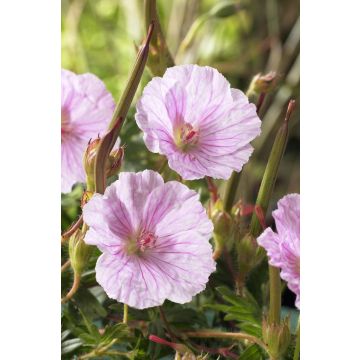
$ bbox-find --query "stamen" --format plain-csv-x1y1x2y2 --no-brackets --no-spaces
175,122,199,151
137,230,157,252
185,129,197,141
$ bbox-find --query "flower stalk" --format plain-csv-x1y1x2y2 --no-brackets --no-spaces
254,101,295,327
61,272,81,304
144,0,175,76
94,23,154,194
250,100,296,248
123,304,129,324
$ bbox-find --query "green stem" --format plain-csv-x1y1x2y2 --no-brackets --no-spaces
123,304,128,324
223,171,242,212
79,339,118,359
293,320,300,360
268,266,281,325
249,100,295,240
94,24,154,194
144,0,175,75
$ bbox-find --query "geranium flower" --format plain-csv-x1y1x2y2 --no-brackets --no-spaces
82,170,216,309
61,69,115,193
135,64,261,180
257,194,300,308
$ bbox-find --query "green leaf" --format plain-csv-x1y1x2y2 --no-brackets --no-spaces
61,329,71,341
215,287,262,325
202,303,231,313
74,286,107,319
61,338,83,354
239,344,264,360
79,309,101,341
102,323,130,343
239,323,263,338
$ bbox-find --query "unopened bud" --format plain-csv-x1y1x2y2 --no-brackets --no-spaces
68,229,92,275
212,208,234,260
83,138,124,188
209,1,243,18
107,146,124,177
262,317,291,359
236,232,259,274
248,71,278,96
83,138,101,177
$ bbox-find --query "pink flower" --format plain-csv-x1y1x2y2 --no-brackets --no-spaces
257,194,300,308
135,65,261,180
82,170,216,309
61,69,115,193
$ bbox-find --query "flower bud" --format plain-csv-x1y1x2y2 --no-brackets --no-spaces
236,232,259,274
68,229,92,275
209,1,243,19
211,201,234,259
107,146,124,177
83,138,124,189
262,316,291,359
248,71,278,96
83,137,101,178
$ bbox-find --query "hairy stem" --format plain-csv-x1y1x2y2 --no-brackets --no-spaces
61,272,81,303
61,259,71,272
268,266,282,324
123,304,128,324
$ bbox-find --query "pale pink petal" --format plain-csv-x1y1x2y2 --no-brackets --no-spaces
257,228,282,267
82,170,216,309
61,69,115,193
257,194,300,309
135,65,261,180
95,252,172,309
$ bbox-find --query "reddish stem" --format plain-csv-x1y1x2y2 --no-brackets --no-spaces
149,335,177,350
61,215,83,243
205,177,218,203
61,273,81,303
256,92,266,113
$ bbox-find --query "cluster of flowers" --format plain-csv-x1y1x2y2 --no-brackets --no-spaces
61,65,300,310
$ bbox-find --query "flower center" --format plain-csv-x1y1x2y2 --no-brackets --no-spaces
127,230,157,255
174,123,199,151
137,230,157,252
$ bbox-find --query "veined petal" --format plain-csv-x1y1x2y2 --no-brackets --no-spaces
83,170,216,309
61,69,115,193
135,65,261,180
